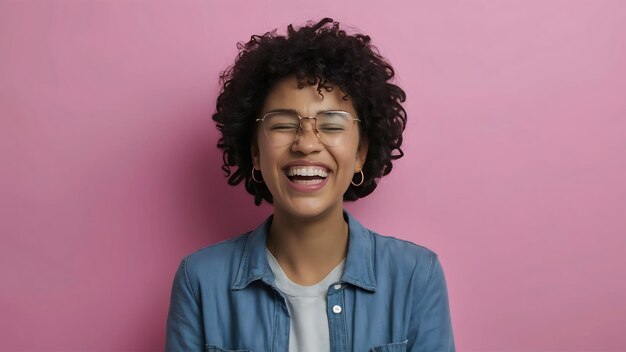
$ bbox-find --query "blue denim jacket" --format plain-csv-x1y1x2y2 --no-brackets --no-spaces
166,211,455,351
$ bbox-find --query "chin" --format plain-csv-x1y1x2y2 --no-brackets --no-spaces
276,198,341,220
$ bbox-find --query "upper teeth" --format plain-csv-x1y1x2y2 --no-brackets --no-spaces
286,167,329,177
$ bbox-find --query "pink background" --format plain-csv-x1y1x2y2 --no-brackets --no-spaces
1,0,625,351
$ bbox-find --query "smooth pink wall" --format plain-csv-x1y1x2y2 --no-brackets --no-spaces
1,1,625,351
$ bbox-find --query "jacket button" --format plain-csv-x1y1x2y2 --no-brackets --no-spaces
333,284,342,290
332,305,342,314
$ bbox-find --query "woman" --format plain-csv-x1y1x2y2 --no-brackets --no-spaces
166,18,455,352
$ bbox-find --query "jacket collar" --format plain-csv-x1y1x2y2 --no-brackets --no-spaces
231,210,377,292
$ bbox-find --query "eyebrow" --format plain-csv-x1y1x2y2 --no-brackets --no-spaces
263,109,349,116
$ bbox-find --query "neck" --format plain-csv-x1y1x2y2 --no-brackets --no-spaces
267,204,349,285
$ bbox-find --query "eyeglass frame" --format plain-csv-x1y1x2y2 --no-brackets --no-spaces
255,109,362,147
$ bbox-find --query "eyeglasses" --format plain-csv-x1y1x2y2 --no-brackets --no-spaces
256,110,361,147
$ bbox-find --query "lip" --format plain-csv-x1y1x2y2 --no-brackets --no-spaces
282,160,332,193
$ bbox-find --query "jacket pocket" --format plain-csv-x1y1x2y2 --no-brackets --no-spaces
370,340,408,352
206,345,251,352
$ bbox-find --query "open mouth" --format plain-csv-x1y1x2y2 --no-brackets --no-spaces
284,166,330,185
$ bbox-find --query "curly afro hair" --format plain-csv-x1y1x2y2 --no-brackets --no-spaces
212,18,407,205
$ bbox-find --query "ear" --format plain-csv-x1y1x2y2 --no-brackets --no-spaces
355,139,369,172
251,144,260,170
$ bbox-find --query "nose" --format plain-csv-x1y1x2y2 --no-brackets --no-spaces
291,119,323,154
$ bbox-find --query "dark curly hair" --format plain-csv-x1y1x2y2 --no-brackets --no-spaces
212,18,407,205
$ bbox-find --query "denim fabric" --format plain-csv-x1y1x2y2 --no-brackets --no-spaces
166,210,455,352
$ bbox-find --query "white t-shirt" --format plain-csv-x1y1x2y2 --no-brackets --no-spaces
266,249,345,352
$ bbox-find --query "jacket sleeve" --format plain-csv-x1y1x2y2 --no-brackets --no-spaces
408,253,456,351
165,257,205,352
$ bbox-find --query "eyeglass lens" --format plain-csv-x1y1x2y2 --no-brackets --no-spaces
262,111,355,146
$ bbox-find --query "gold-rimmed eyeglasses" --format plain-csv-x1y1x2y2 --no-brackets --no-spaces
256,109,361,147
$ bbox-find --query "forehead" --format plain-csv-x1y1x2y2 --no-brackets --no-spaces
261,76,356,115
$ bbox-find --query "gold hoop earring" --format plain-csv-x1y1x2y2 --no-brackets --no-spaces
251,168,263,183
351,170,364,186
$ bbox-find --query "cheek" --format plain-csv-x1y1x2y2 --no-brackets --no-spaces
334,148,360,176
257,144,286,177
254,131,272,164
257,147,274,170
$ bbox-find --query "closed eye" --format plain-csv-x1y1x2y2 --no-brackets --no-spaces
270,124,299,131
319,125,345,132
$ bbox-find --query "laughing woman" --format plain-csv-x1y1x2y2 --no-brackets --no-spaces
166,18,455,352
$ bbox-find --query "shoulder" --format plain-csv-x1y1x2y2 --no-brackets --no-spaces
368,229,439,279
185,232,249,264
370,229,438,261
180,233,250,286
346,210,438,272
